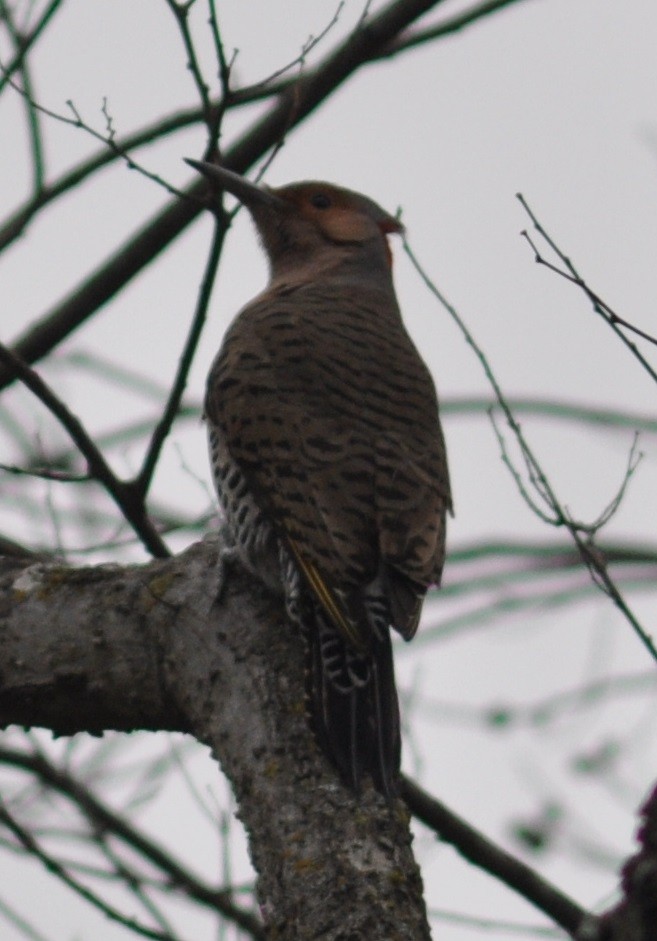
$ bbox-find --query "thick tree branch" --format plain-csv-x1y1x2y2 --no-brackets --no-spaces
0,537,432,940
378,0,534,56
4,537,652,938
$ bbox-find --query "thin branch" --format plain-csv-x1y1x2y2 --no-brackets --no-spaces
0,0,528,256
38,393,657,475
429,906,562,937
59,349,183,402
61,97,186,199
518,194,657,383
95,834,182,941
0,894,53,941
0,342,170,558
164,0,213,123
442,395,657,433
419,580,623,646
0,463,90,483
205,1,232,148
0,0,46,192
439,539,657,612
0,0,450,392
0,747,264,939
134,216,226,499
404,238,657,663
517,669,657,727
417,669,657,729
208,0,234,99
233,0,346,101
590,433,642,533
0,102,210,252
0,800,181,941
0,0,62,93
488,408,555,525
1,65,187,201
401,776,589,937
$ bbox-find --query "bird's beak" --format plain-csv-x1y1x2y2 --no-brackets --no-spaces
185,159,286,212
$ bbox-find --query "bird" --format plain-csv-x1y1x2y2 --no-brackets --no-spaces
187,158,451,798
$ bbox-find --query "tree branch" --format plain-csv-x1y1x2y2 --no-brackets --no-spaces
0,537,433,940
0,0,462,392
0,746,263,939
134,216,226,500
0,799,180,941
0,0,63,93
0,342,170,558
401,776,589,937
404,238,657,663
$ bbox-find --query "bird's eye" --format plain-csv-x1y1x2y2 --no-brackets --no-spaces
310,193,332,210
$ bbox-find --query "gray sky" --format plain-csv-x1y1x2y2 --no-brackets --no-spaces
2,1,657,938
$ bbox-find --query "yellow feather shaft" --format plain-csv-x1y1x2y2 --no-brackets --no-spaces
287,541,366,651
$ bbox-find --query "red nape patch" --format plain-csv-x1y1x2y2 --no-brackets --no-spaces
378,218,403,269
383,235,393,269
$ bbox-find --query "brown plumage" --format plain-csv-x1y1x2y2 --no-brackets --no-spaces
188,159,451,797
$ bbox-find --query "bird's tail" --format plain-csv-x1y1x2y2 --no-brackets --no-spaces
307,606,401,798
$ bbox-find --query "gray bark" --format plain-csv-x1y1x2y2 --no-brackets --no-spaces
0,536,431,940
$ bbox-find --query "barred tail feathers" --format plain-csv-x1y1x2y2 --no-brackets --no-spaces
308,605,401,798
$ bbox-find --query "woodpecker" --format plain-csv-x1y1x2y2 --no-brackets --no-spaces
187,159,451,797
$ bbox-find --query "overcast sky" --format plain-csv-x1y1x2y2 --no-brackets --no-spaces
2,2,657,939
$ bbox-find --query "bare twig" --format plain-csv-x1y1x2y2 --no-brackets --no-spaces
208,0,235,99
65,97,186,198
0,747,264,938
234,0,345,101
590,434,642,532
0,463,90,483
95,835,182,941
164,0,213,123
428,907,562,937
417,669,657,729
440,395,657,433
0,799,181,941
0,894,53,941
0,102,211,252
205,0,234,149
518,194,657,382
404,238,657,663
1,67,186,200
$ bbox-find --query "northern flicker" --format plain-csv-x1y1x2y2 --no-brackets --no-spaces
187,158,451,797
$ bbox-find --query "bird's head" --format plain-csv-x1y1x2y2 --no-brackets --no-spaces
186,159,404,281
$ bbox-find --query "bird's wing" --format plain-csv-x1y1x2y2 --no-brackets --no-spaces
206,287,450,640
